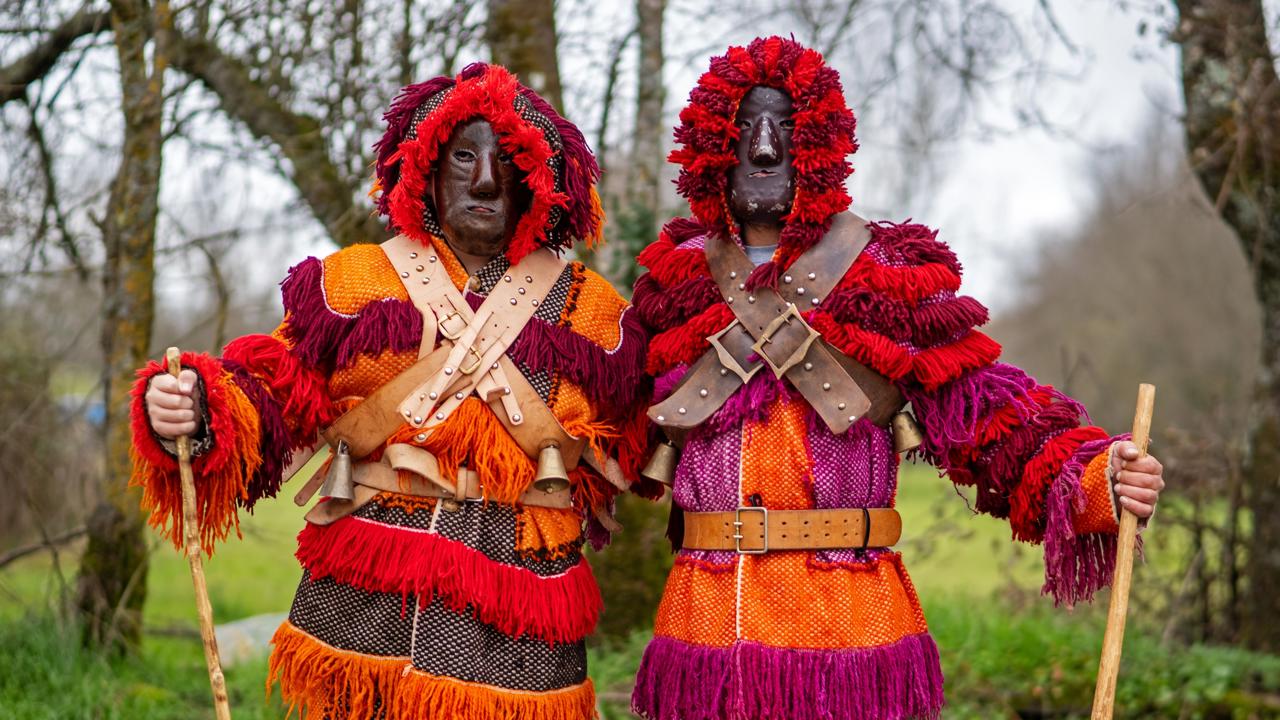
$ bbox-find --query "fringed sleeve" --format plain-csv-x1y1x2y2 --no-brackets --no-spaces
868,221,1124,607
129,257,339,556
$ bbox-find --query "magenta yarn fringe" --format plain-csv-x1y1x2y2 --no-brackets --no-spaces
632,634,944,720
1042,435,1128,606
506,310,648,413
221,358,293,509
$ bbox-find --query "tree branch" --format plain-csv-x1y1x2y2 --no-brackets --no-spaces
0,9,112,105
166,31,384,247
0,526,87,570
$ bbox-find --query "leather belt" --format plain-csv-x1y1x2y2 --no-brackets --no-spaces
681,506,901,553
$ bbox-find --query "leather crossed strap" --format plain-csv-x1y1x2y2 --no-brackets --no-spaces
682,506,901,552
649,212,904,434
316,236,586,467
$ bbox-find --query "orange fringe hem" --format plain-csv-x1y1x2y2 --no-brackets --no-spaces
268,620,598,719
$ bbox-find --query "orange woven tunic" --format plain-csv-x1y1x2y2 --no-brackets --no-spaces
130,236,651,719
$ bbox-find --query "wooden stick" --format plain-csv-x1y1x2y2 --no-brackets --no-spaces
1090,383,1156,720
167,347,232,720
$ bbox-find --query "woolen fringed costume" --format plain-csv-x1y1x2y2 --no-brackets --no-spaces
630,37,1126,720
130,63,653,719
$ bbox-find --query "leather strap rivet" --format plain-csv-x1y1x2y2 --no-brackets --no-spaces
410,252,418,259
848,415,857,423
421,278,430,284
729,271,737,279
678,407,687,414
808,272,816,280
419,393,426,400
738,282,746,290
413,416,423,424
492,362,500,370
403,409,411,417
503,386,511,395
720,368,728,376
444,367,454,375
416,265,424,272
435,412,445,421
656,415,666,422
429,255,437,263
811,297,820,306
699,388,709,398
747,296,756,303
415,433,426,441
531,299,539,306
504,275,512,282
509,298,518,305
838,402,847,410
469,277,481,290
804,362,813,371
822,382,831,391
401,271,410,279
525,275,533,283
428,391,438,400
518,287,526,295
454,391,464,400
783,275,793,283
726,297,734,304
797,287,806,295
512,414,522,422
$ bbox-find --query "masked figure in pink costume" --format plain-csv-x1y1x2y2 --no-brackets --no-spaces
629,36,1165,720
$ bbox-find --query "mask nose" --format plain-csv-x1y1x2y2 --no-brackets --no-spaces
748,116,782,166
470,148,500,198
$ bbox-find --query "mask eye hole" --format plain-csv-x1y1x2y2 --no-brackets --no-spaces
779,118,796,130
453,149,476,162
736,119,752,130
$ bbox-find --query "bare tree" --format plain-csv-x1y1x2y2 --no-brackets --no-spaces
1171,0,1280,651
74,0,171,652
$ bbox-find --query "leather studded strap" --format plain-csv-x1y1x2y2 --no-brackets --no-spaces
649,212,903,434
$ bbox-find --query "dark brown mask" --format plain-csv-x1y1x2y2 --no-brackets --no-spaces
728,86,796,230
431,119,531,261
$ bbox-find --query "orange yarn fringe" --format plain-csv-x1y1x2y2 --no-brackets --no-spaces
131,366,262,556
269,620,598,720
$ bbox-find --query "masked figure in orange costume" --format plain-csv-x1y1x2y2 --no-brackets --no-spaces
133,63,653,719
630,37,1165,720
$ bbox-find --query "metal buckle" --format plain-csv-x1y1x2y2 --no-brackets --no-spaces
439,311,466,340
458,346,483,375
751,303,821,379
733,506,768,554
707,321,762,384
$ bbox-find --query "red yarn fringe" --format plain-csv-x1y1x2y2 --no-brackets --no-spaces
1009,426,1109,543
296,517,602,644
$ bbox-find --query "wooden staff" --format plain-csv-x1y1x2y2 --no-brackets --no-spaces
1090,383,1155,720
167,347,232,720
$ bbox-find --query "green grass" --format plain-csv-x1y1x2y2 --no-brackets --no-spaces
2,463,1274,718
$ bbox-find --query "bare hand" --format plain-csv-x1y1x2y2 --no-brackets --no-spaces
147,370,202,439
1111,440,1164,519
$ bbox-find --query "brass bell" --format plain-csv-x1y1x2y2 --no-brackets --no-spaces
532,442,570,493
892,411,924,454
640,441,679,487
319,440,356,500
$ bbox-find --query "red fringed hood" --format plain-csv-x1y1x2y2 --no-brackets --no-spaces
373,63,604,265
669,36,858,288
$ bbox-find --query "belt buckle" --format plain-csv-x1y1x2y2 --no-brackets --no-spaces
439,311,466,340
707,320,762,384
733,506,768,554
458,345,483,375
751,303,821,379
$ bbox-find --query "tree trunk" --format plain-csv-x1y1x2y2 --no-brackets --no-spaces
485,0,563,112
1173,0,1280,651
629,0,665,223
75,0,169,652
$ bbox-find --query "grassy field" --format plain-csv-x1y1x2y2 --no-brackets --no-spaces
3,464,1277,718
